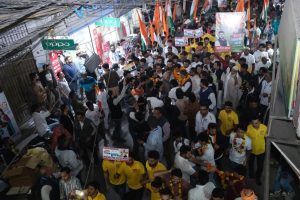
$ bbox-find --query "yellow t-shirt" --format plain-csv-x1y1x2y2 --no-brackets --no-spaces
218,110,239,135
246,124,267,155
118,161,145,189
146,161,167,181
87,192,106,200
146,183,161,200
102,160,126,185
201,33,216,42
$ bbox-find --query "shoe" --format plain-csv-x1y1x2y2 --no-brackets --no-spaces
281,191,287,197
269,190,281,198
255,178,262,185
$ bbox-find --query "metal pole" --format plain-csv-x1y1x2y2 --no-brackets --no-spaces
88,25,96,53
263,137,271,200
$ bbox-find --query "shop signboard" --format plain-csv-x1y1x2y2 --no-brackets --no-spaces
215,12,245,53
95,17,121,28
0,90,20,139
175,37,188,47
103,147,129,161
41,39,76,50
49,51,62,80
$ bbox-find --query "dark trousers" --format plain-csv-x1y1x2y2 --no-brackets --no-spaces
112,183,126,199
163,138,173,169
248,153,265,180
124,187,144,200
85,89,96,103
111,118,122,140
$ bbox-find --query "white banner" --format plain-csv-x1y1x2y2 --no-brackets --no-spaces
175,37,188,46
0,91,19,138
103,147,129,161
183,28,203,38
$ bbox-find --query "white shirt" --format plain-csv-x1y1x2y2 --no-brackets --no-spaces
267,48,274,58
168,87,180,102
191,75,201,95
144,126,164,160
58,78,71,98
260,80,272,106
32,110,51,136
195,112,216,134
198,143,216,169
96,90,109,110
55,148,83,177
109,51,120,65
173,138,190,153
241,53,255,69
253,50,268,63
85,104,101,126
188,182,216,200
174,152,196,183
254,60,271,74
191,61,203,68
147,97,164,108
229,132,252,165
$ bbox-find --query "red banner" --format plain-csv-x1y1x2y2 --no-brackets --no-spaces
49,51,62,79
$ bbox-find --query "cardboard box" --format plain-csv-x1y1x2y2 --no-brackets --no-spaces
3,156,41,187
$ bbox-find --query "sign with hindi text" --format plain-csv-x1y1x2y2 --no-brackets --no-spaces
215,12,245,53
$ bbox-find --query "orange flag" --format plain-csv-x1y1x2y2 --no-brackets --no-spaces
162,11,168,38
137,12,150,48
235,0,245,12
247,0,251,31
173,4,177,21
153,1,160,33
149,22,155,44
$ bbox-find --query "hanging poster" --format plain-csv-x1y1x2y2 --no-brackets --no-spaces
103,147,129,161
49,51,62,80
0,90,20,139
215,12,246,53
175,37,188,46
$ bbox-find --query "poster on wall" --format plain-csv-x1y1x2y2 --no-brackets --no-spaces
103,147,129,161
102,41,111,63
215,12,245,52
49,51,62,80
0,90,20,139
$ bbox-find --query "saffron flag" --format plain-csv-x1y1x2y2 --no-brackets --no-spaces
261,0,269,22
173,4,177,21
153,1,160,33
235,0,245,12
190,0,199,20
162,11,168,38
137,12,150,50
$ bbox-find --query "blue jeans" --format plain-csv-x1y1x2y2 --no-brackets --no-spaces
272,166,294,193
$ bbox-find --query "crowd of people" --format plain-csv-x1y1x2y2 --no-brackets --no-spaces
1,0,294,200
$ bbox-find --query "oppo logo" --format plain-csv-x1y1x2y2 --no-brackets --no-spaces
45,41,71,47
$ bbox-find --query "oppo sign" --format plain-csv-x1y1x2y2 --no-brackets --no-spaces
41,39,76,50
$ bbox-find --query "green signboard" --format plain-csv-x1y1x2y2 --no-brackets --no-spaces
41,39,76,50
95,17,121,28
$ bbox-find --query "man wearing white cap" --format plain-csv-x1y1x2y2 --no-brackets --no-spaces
241,47,255,74
223,66,242,109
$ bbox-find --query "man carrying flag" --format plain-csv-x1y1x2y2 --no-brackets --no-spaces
166,0,175,37
137,11,150,51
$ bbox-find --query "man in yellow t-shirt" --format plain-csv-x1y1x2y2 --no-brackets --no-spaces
102,160,126,199
117,153,146,199
218,101,239,136
246,116,267,186
85,182,106,200
145,177,164,200
146,150,167,181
